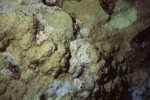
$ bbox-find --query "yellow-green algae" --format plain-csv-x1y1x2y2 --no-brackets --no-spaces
62,0,108,37
41,10,73,44
0,0,150,99
0,9,74,100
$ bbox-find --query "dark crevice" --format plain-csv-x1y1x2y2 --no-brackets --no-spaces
76,66,85,79
0,39,10,52
54,48,71,79
41,0,62,7
99,0,117,20
5,64,21,79
34,19,41,40
65,49,72,72
94,78,129,100
71,16,80,39
40,94,46,100
131,25,150,49
41,0,56,6
0,33,10,52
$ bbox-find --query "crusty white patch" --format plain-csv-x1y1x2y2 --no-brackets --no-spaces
69,38,91,78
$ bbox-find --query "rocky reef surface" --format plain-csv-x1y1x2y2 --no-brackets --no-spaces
0,0,150,100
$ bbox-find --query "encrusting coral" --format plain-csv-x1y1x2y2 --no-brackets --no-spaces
68,36,100,97
69,38,91,78
0,0,150,100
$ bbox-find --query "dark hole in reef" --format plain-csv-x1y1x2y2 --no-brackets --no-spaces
41,0,46,5
131,25,150,49
40,94,46,100
41,0,54,6
41,0,58,7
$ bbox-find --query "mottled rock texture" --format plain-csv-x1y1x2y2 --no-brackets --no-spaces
0,0,150,100
0,5,73,99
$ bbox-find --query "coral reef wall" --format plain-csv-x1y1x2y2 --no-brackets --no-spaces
0,0,150,100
